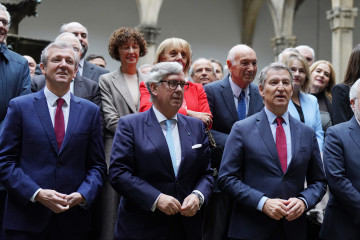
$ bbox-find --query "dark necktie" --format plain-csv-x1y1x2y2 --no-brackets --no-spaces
54,98,65,150
276,117,287,173
237,90,246,120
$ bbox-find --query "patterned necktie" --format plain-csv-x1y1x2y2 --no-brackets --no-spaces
165,119,177,176
54,98,65,151
237,90,246,120
276,117,287,173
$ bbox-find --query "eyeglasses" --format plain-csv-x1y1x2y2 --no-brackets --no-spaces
0,19,10,28
160,80,189,91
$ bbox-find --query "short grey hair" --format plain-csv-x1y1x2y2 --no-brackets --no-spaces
189,58,214,77
296,45,315,60
349,78,360,102
40,41,79,67
258,62,294,89
145,62,184,99
54,32,78,42
0,3,11,23
59,22,88,35
278,48,299,63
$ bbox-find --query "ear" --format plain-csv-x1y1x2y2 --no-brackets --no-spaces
258,84,265,99
226,60,232,71
40,63,46,75
73,66,78,79
351,99,356,113
150,83,158,96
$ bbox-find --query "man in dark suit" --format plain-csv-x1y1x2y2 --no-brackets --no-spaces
32,32,101,107
0,41,106,240
109,62,213,240
320,79,360,239
203,44,264,239
59,22,109,82
218,62,326,240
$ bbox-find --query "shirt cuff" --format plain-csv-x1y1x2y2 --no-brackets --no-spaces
298,197,308,210
257,196,268,211
30,188,42,203
151,193,162,212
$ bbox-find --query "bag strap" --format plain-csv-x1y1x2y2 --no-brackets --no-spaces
205,127,217,148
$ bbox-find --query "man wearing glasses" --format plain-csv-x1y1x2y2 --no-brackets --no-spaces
109,62,213,240
0,3,31,238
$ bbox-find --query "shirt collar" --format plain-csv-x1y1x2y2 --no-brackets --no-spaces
44,86,71,107
229,75,249,98
264,106,289,125
152,105,178,124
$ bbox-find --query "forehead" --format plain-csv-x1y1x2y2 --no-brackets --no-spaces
235,48,257,61
290,59,304,68
266,68,291,81
298,48,312,57
48,47,75,59
164,72,185,81
315,63,330,72
194,60,212,69
65,24,87,34
0,10,8,20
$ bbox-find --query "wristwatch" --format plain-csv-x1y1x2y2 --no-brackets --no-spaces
192,191,204,209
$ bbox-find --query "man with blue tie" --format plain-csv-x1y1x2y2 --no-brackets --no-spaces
203,44,264,239
218,62,326,240
0,41,106,239
109,62,213,240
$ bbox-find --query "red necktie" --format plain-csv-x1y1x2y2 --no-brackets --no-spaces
276,117,287,173
54,98,65,150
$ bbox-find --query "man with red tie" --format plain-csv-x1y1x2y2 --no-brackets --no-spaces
218,62,326,240
0,41,106,240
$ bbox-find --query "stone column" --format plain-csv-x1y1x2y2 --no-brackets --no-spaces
136,0,163,66
270,35,297,60
327,1,358,83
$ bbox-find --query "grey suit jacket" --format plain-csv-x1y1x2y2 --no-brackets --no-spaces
99,68,144,138
31,74,101,106
83,60,109,83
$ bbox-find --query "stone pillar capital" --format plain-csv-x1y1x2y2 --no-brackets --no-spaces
270,35,297,57
136,25,161,45
326,7,358,30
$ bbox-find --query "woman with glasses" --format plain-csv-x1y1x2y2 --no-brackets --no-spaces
98,27,147,240
139,38,213,127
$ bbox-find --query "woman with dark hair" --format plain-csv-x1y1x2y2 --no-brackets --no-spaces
309,60,336,131
99,27,147,240
332,44,360,125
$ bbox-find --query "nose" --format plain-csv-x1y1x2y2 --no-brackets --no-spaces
319,72,324,78
175,52,182,59
129,46,134,53
247,64,255,72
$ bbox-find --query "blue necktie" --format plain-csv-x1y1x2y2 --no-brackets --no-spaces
165,119,177,176
237,90,246,120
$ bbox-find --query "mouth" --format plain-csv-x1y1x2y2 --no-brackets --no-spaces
315,79,324,84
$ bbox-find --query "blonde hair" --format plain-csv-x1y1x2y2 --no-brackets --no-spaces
285,53,311,93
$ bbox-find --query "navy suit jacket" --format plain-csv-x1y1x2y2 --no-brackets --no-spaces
0,91,106,233
82,60,109,83
218,109,326,240
320,117,360,240
31,74,101,107
204,74,264,147
109,108,213,240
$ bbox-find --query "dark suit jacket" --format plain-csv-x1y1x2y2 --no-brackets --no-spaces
82,60,109,83
332,83,353,125
204,74,264,147
218,109,327,240
320,117,360,240
31,74,101,107
109,108,213,240
0,91,106,233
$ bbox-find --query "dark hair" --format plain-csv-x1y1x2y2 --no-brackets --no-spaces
108,27,147,61
86,54,105,62
343,44,360,86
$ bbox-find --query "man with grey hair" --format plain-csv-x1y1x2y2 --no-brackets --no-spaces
190,58,216,85
218,62,326,239
320,79,360,239
0,41,106,239
296,45,315,66
109,62,213,240
0,3,31,236
278,47,300,63
203,44,264,240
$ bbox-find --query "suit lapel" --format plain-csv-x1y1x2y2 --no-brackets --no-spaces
287,115,301,171
59,94,81,153
248,83,262,115
349,117,360,150
256,110,283,172
33,90,58,153
221,76,238,122
73,73,83,97
144,109,175,178
111,69,137,113
83,61,94,80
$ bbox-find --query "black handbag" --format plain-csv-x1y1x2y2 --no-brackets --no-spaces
205,128,223,177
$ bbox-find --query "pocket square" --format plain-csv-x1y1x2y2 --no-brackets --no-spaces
192,144,202,149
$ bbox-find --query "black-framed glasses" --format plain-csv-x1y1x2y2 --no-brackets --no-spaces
160,80,189,91
0,19,10,28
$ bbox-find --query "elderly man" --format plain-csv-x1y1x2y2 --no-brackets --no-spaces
109,62,213,240
0,41,106,240
218,62,326,240
296,45,315,66
320,79,360,239
203,44,264,239
32,32,101,106
190,58,216,85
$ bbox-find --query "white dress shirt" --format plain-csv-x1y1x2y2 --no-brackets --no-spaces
229,75,250,115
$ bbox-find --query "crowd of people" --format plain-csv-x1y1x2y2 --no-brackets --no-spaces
1,3,360,240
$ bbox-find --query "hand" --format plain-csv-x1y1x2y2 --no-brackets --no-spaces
156,194,181,215
181,194,200,217
262,198,288,220
284,198,306,221
187,110,213,127
65,192,85,208
35,189,69,213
